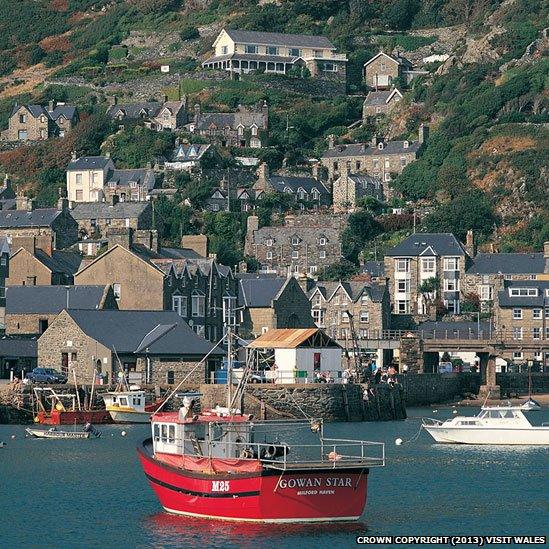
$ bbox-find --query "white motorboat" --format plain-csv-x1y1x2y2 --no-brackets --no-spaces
25,423,101,439
422,406,549,445
102,389,162,423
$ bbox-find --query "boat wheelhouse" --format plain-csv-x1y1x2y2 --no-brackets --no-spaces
103,389,162,424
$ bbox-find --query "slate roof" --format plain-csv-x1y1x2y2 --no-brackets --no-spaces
107,168,155,190
0,337,37,358
65,309,222,356
71,202,151,220
346,173,383,192
34,249,82,275
363,260,385,278
6,285,109,314
309,281,385,303
268,175,330,196
322,140,420,158
252,226,342,246
196,111,265,131
11,104,47,118
466,253,545,275
68,156,112,171
0,208,60,228
106,102,162,119
363,90,395,106
497,280,549,307
168,143,211,162
364,51,413,68
385,233,466,257
224,29,335,49
238,276,287,307
49,105,77,121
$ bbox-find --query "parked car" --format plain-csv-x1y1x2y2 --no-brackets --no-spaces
26,368,67,384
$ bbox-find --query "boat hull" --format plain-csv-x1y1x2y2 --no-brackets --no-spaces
36,410,113,425
138,441,369,523
25,428,90,439
424,426,549,445
109,410,151,424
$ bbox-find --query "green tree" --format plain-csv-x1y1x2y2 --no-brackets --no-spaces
317,259,359,281
342,211,383,262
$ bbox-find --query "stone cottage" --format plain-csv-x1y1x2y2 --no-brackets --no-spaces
37,309,223,385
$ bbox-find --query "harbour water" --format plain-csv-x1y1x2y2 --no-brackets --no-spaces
1,407,547,548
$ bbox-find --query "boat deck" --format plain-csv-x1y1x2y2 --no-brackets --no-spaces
264,458,383,470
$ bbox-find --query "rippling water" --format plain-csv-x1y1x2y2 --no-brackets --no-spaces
1,407,547,548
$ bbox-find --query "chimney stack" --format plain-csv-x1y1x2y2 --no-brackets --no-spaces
107,227,133,250
108,95,117,107
15,193,34,212
194,104,201,125
71,150,77,162
465,229,476,257
327,135,335,149
312,163,320,180
181,234,208,258
48,100,56,113
57,187,69,211
258,162,269,183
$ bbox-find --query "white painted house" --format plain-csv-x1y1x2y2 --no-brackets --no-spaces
247,328,342,384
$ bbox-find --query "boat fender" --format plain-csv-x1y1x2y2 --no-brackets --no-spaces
33,416,40,423
239,448,254,459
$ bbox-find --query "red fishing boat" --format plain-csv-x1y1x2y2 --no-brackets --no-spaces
33,387,112,425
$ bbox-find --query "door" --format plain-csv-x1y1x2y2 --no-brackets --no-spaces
61,353,69,376
313,352,321,372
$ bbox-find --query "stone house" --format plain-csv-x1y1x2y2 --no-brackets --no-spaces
70,200,153,239
494,279,549,365
202,28,347,82
74,238,237,345
307,280,390,341
66,154,155,203
332,169,383,212
244,214,346,277
37,309,223,385
0,338,37,380
206,184,255,213
106,98,187,131
363,52,426,89
362,89,403,122
7,240,82,286
384,233,470,317
0,195,78,251
320,127,427,185
190,102,268,148
253,163,331,209
1,101,78,142
463,241,547,312
5,285,117,336
237,274,314,338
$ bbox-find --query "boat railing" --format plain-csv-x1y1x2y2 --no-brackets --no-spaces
422,417,444,426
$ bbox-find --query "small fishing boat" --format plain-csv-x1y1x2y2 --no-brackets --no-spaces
520,398,542,412
102,389,163,424
25,423,101,439
423,406,549,445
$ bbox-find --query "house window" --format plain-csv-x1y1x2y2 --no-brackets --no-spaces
245,44,258,54
113,283,121,300
76,173,82,185
445,299,459,314
396,300,410,314
266,238,273,247
341,312,350,324
373,159,379,169
397,279,409,293
532,327,541,340
221,45,228,54
267,46,278,55
319,251,326,259
18,130,28,140
319,237,326,246
223,295,237,326
0,256,6,266
291,250,299,259
172,295,188,317
533,308,542,319
513,308,522,320
291,237,299,246
251,125,258,136
266,251,273,260
479,285,493,301
512,327,523,340
421,258,435,273
384,173,391,182
360,311,369,323
212,204,220,212
167,371,175,385
395,258,410,273
443,257,459,271
19,114,27,123
289,48,301,57
75,190,83,201
312,308,325,326
39,319,49,334
509,288,538,297
512,351,523,361
322,62,336,72
192,292,205,317
444,279,459,292
400,157,407,167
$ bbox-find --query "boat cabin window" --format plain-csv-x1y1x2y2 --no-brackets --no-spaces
458,420,478,425
503,410,515,418
132,397,141,405
119,397,128,406
154,423,176,444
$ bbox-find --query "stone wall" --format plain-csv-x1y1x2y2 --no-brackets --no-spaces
135,356,208,385
201,383,406,422
497,372,549,395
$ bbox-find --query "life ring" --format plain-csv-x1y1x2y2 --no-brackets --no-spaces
239,448,254,459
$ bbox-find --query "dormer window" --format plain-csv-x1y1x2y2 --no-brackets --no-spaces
291,237,300,246
237,125,244,136
319,237,326,246
403,141,409,149
130,181,137,188
509,288,538,297
250,124,258,136
378,142,384,150
266,238,273,247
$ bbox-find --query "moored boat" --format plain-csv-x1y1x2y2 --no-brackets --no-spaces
422,406,549,445
25,423,101,439
138,396,385,523
103,389,163,424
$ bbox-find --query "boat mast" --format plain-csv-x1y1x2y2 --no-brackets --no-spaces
226,304,233,410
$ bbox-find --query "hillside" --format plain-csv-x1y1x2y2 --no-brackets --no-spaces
0,0,547,261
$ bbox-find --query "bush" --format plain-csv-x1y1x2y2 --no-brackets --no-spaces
180,25,199,41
